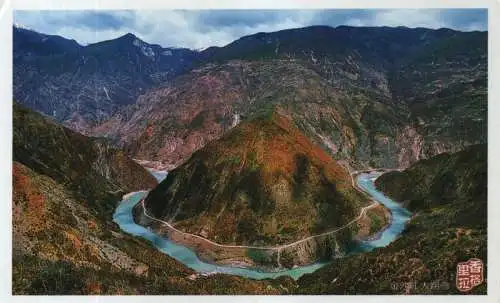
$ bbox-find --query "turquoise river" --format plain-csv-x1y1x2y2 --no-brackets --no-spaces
113,170,411,280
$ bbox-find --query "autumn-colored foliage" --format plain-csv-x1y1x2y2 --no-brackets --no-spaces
87,220,98,230
144,110,368,249
63,231,82,250
85,280,101,294
12,162,46,230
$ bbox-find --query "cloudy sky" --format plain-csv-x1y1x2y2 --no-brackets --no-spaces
14,9,487,50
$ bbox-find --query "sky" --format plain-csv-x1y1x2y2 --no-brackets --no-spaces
14,9,488,50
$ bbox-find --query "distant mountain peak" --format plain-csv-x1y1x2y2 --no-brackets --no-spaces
119,32,138,40
14,23,34,31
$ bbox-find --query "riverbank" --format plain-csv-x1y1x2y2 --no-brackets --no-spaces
114,171,412,280
132,168,386,269
134,193,361,269
348,169,394,242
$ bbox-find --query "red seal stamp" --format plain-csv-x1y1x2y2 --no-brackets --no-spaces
456,258,484,292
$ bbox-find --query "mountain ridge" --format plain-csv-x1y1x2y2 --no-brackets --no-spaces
13,26,201,132
12,23,488,294
92,27,486,170
142,110,370,246
14,25,486,139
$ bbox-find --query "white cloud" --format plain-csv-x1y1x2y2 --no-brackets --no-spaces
464,21,487,32
14,9,486,49
131,11,236,49
344,18,366,27
128,10,316,49
54,27,127,44
372,9,448,29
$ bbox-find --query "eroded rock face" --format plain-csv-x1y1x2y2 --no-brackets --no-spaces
91,60,397,169
91,27,486,171
17,25,486,170
13,27,201,131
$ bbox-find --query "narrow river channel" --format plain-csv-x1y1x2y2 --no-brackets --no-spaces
113,170,411,280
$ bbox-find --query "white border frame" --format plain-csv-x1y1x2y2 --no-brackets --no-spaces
1,0,498,302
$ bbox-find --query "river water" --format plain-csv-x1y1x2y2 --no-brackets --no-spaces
113,170,411,280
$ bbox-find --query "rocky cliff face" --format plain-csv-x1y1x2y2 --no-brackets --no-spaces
15,25,486,169
13,26,201,132
92,26,486,170
141,111,369,247
92,59,405,169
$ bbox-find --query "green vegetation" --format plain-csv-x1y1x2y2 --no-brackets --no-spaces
13,25,488,294
367,212,384,235
248,151,260,172
12,105,284,295
296,145,487,294
189,111,206,129
144,112,367,248
375,144,486,213
12,103,157,220
227,155,242,165
246,249,273,265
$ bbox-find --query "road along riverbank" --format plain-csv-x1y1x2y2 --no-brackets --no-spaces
113,171,411,280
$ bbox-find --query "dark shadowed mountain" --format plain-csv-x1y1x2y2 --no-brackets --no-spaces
13,26,82,56
13,26,201,132
13,103,158,217
374,144,487,213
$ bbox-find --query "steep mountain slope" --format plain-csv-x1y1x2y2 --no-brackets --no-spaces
93,26,486,170
13,26,81,56
12,104,284,294
13,103,158,218
390,32,487,160
12,162,284,295
141,110,369,246
374,144,486,212
296,144,487,294
13,26,200,132
92,59,406,170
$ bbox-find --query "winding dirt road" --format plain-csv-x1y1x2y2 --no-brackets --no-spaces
136,167,394,251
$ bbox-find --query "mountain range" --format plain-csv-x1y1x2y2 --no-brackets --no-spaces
14,26,200,132
14,25,486,170
12,24,488,294
90,25,486,170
